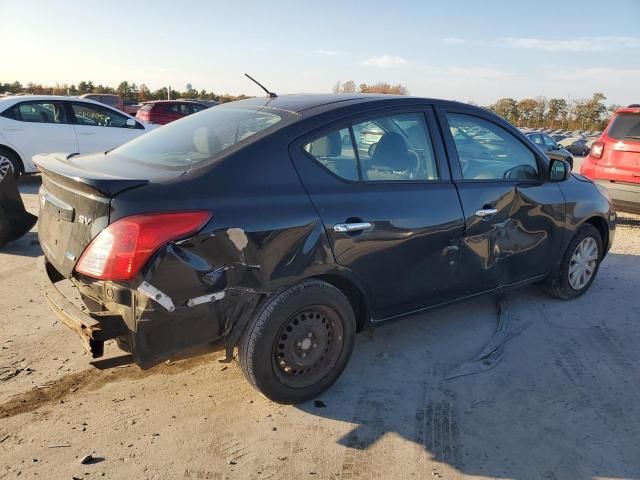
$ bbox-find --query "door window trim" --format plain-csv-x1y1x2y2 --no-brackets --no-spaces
435,106,548,184
294,106,450,185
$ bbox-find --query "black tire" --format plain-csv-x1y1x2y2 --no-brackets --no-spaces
0,148,23,178
543,224,602,300
238,280,356,404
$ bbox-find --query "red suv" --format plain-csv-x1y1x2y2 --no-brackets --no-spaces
581,104,640,214
135,100,208,125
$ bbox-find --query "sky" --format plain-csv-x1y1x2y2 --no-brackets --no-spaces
3,0,640,105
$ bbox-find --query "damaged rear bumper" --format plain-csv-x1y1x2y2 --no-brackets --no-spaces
39,257,126,358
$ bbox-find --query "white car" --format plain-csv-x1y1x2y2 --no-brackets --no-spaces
0,95,155,176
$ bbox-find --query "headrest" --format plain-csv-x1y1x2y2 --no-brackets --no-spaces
312,131,342,157
371,132,411,171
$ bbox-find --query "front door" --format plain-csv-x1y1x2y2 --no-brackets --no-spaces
290,108,466,320
69,101,142,154
437,107,566,292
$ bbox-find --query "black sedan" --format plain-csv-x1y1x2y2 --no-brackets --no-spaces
37,94,616,403
525,131,574,167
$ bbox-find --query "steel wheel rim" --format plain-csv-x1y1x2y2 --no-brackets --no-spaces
568,236,598,290
0,155,12,179
272,305,345,389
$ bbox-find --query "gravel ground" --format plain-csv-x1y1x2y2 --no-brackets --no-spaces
1,175,639,480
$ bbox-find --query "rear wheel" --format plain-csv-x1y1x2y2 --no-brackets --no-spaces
238,280,356,404
0,148,23,179
543,224,602,299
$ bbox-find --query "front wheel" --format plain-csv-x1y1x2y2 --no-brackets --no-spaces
238,280,356,404
543,224,602,299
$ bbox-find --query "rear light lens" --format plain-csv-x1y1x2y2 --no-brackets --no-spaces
75,211,211,281
590,141,604,159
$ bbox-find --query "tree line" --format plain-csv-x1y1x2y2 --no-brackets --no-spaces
0,80,251,104
488,93,619,131
333,80,409,95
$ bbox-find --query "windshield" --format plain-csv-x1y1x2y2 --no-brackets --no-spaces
608,112,640,141
112,103,295,168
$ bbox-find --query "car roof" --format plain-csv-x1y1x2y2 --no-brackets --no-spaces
225,93,472,117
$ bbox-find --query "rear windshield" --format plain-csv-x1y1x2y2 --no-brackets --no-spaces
112,102,295,168
100,96,119,108
138,103,153,112
608,113,640,141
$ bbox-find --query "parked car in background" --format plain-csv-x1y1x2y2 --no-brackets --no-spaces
37,94,614,404
0,95,154,176
177,98,219,108
560,137,591,156
525,131,574,167
123,100,142,116
581,104,640,214
135,100,208,125
80,93,125,112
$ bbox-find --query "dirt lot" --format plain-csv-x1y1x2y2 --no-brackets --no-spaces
2,175,640,480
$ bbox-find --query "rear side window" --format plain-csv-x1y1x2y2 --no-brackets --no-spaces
304,128,358,181
608,113,640,141
112,105,289,168
447,113,538,181
139,104,153,112
303,112,438,182
2,102,68,124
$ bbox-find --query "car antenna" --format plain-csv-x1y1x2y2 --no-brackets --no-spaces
244,73,277,98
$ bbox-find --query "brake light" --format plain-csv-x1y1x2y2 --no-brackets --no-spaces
590,141,604,159
75,211,211,281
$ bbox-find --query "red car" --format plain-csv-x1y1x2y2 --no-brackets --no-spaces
581,104,640,214
135,100,208,125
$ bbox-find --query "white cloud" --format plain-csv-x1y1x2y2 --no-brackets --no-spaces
313,49,346,56
361,55,409,68
501,36,640,52
441,37,484,46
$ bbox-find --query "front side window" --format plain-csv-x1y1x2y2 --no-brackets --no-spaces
542,134,556,148
112,104,290,168
303,112,438,182
447,113,538,181
4,102,68,124
72,103,133,128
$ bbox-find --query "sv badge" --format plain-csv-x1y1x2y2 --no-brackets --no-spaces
78,215,93,225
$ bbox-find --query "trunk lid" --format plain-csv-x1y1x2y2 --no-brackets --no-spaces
35,151,169,277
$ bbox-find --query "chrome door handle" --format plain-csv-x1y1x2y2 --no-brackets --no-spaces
334,222,372,233
77,131,95,135
3,127,23,131
475,208,498,217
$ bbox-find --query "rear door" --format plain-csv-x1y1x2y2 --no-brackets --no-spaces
290,107,466,320
436,106,566,290
69,101,143,154
0,101,77,171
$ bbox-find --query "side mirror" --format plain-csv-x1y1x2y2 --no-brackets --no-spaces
126,118,137,127
549,159,571,182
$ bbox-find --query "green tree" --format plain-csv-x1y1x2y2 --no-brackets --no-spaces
490,98,519,124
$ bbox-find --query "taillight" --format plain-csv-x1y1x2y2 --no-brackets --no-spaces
75,211,211,281
590,141,604,159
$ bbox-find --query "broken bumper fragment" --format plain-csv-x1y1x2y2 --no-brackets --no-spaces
39,257,126,358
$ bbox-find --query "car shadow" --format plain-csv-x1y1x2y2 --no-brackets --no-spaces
17,174,42,195
616,212,640,230
0,231,42,257
296,252,640,479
